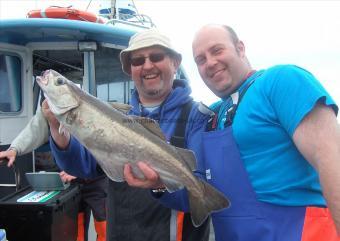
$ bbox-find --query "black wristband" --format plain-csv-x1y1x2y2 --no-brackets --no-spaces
151,187,166,198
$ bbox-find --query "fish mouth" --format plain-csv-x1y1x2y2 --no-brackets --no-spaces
36,75,47,88
36,70,80,116
36,70,52,86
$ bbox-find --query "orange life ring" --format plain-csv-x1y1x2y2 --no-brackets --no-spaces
27,6,104,24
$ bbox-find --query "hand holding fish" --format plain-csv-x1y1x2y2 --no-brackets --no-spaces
124,161,164,189
41,98,70,149
41,99,59,128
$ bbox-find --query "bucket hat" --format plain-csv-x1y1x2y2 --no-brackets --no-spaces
120,28,182,75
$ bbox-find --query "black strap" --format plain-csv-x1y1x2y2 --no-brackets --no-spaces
206,78,257,131
170,101,193,148
225,79,255,127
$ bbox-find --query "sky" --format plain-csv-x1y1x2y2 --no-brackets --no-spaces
134,0,340,106
1,0,340,108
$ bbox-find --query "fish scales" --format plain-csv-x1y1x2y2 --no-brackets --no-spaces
73,91,195,186
72,98,192,186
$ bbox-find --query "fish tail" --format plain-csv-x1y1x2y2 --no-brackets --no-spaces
188,180,230,227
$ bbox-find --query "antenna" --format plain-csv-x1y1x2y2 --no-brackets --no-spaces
111,0,116,19
86,0,93,11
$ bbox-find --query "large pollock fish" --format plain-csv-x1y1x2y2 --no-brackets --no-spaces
37,69,229,227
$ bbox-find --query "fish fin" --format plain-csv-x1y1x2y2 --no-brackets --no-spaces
100,160,145,183
106,172,124,182
188,180,230,227
96,159,125,182
175,147,197,171
108,102,132,114
130,116,166,140
162,177,184,193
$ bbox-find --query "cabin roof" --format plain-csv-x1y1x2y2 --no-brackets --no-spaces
0,18,137,46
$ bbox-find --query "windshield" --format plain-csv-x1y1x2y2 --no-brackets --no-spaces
0,54,22,113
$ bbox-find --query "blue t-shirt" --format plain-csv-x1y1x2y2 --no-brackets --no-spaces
211,65,338,206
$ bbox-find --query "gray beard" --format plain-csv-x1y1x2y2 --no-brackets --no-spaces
146,89,162,97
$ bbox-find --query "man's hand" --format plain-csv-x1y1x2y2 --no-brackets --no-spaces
41,99,59,128
0,149,17,167
59,171,77,183
41,99,70,149
124,161,164,189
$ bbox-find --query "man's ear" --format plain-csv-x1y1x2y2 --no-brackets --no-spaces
236,41,246,57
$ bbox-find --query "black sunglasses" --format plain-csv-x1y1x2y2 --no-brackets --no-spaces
130,53,167,67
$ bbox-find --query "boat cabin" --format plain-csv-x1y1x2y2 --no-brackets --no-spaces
0,15,185,198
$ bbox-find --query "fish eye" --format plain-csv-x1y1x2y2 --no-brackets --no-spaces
56,78,65,85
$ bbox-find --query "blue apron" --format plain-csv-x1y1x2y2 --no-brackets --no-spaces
201,77,322,241
202,127,307,241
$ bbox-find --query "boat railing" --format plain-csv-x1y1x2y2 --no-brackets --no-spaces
98,0,155,29
102,12,155,29
105,18,153,29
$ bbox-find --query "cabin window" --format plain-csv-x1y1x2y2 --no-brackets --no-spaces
0,54,22,112
94,47,133,104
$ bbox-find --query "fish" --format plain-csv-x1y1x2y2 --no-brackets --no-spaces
36,69,230,227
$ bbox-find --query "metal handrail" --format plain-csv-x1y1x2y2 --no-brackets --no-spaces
0,158,21,191
105,18,151,29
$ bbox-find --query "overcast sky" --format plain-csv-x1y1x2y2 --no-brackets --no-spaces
134,1,340,106
1,0,340,109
